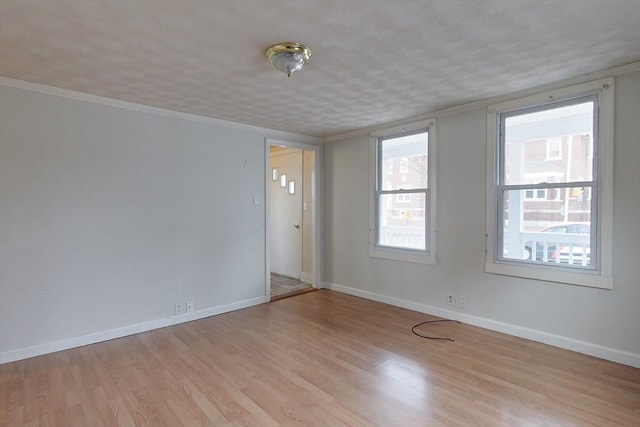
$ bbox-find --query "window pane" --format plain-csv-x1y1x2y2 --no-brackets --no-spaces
503,101,594,185
500,188,592,267
378,193,426,250
380,132,428,190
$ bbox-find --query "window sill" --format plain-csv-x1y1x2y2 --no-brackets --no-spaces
485,260,612,289
370,246,436,265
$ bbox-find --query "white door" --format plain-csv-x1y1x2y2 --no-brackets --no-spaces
270,149,303,279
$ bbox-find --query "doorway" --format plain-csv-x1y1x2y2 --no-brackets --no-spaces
266,139,320,301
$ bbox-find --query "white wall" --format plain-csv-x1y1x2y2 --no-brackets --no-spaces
323,71,640,365
0,82,317,362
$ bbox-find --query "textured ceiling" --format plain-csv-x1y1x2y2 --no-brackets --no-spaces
1,0,639,138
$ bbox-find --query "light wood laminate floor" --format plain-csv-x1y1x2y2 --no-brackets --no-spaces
270,273,313,300
1,290,639,426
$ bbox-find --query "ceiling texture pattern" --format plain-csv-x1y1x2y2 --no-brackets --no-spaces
1,0,639,138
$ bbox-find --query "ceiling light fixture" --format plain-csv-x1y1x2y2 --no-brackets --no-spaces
265,42,312,77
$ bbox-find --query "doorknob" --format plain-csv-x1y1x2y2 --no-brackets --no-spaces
293,224,300,229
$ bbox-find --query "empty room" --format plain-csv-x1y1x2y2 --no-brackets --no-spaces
1,1,639,426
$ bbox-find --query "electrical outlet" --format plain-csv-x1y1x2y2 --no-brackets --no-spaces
174,303,184,316
459,297,466,310
186,300,194,312
447,295,455,306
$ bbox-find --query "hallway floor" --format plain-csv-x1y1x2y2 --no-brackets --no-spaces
270,273,313,300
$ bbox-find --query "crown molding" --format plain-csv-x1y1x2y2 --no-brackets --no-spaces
0,76,322,145
323,61,640,143
3,60,638,146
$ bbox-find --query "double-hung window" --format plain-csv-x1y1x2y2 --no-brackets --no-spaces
486,78,614,288
370,119,436,264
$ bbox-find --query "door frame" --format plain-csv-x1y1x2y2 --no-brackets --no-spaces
265,138,323,301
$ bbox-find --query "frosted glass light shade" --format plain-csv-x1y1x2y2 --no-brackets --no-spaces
266,42,311,77
271,52,305,76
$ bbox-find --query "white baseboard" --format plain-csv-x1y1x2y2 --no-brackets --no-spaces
0,296,267,364
324,282,640,368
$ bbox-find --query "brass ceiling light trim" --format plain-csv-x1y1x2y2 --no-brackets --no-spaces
265,42,312,77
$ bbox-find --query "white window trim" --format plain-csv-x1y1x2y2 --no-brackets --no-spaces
369,119,436,265
485,78,614,289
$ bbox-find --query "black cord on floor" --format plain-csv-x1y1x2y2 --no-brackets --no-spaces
411,319,461,341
